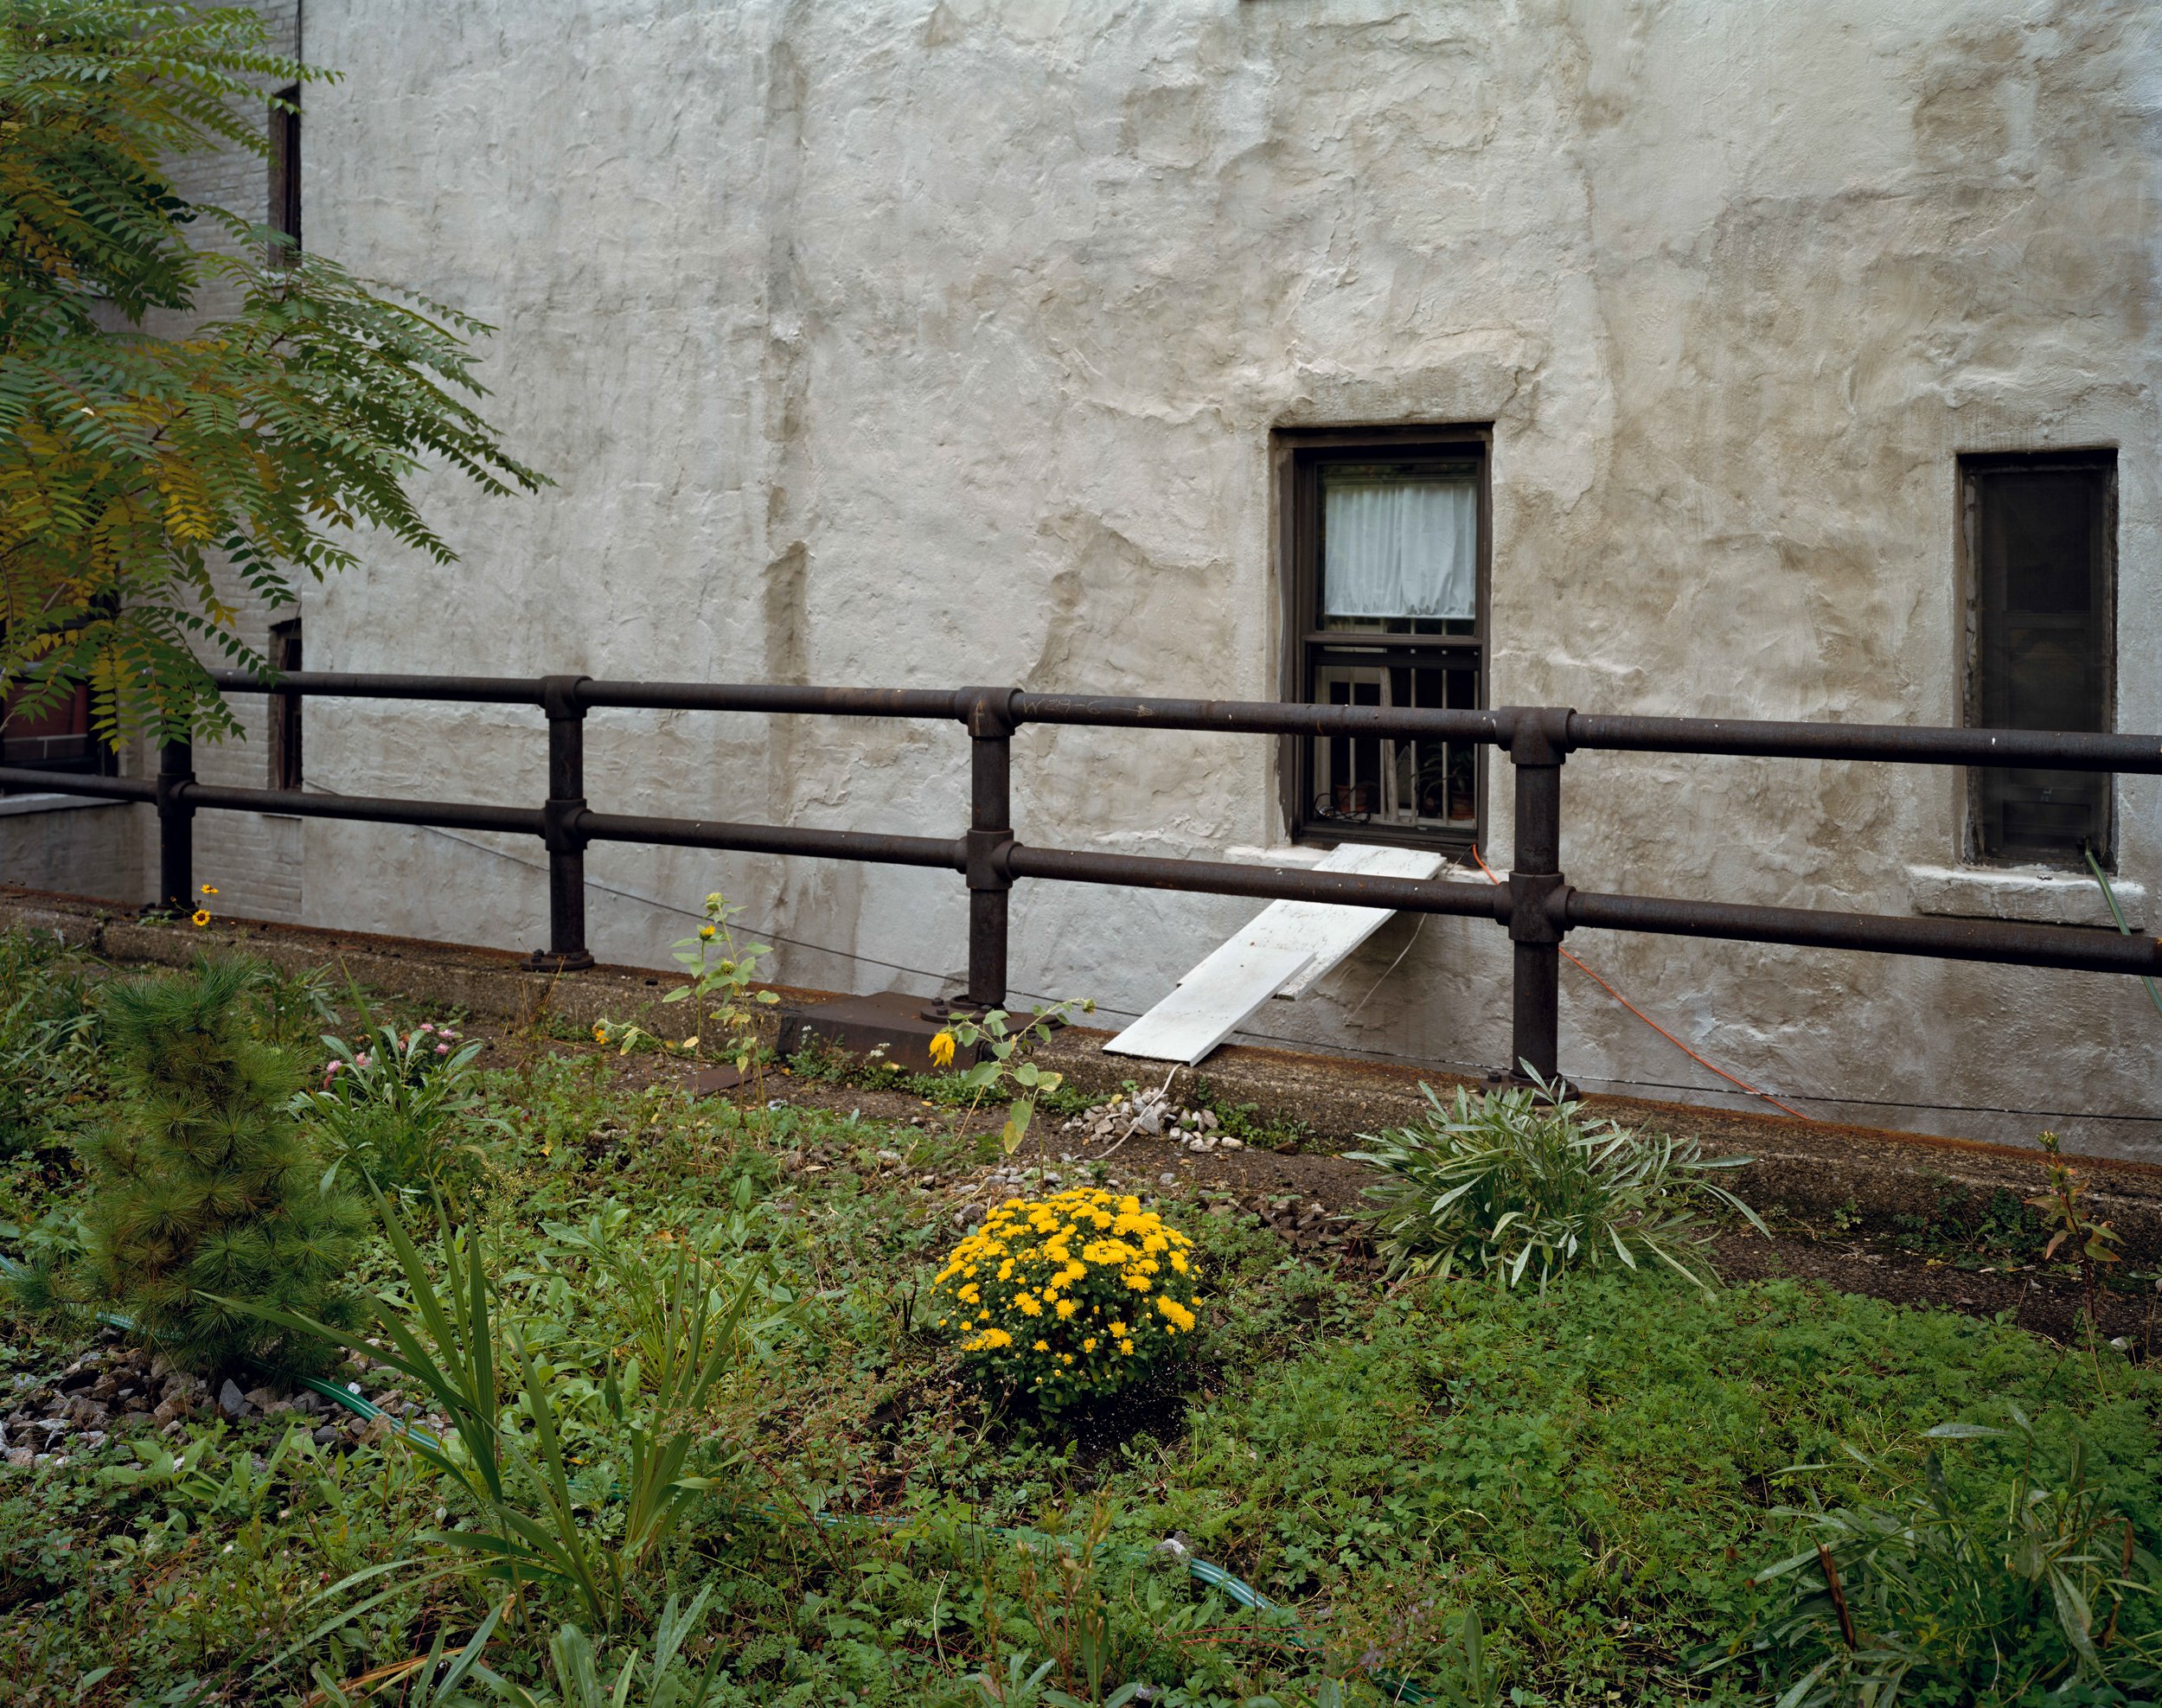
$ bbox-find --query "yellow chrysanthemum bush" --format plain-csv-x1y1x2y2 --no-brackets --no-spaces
931,1187,1200,1409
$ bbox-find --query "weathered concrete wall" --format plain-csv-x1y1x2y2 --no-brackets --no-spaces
293,0,2161,1156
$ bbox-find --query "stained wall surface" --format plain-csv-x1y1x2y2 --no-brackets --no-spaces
285,1,2159,1155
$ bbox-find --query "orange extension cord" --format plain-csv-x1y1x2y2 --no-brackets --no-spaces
1468,846,1814,1123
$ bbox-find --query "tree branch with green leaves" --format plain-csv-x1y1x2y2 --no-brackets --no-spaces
0,0,547,745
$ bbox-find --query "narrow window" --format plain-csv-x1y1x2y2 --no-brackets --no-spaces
0,677,113,791
1963,451,2115,866
269,618,303,791
268,86,301,265
1278,429,1488,850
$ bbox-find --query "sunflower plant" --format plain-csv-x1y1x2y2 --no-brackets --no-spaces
931,1187,1199,1409
929,1000,1088,1164
662,892,779,1081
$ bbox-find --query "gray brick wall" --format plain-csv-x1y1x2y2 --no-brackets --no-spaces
0,802,148,905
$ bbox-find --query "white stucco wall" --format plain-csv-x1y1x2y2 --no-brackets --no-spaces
294,0,2161,1155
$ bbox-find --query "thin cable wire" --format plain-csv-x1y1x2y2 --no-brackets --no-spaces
289,790,2162,1125
1466,846,1815,1122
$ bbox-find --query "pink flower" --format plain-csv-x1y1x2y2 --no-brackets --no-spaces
354,1052,371,1069
435,1043,450,1055
420,1022,435,1033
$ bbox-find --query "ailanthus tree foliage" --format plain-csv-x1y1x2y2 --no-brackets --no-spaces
71,956,361,1379
0,1,544,745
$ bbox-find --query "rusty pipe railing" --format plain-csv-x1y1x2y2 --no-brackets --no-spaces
4,669,2159,1088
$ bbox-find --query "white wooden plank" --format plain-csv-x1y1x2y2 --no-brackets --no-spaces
1258,843,1448,998
1103,943,1315,1065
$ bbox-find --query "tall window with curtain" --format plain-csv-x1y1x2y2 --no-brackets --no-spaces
1277,429,1488,850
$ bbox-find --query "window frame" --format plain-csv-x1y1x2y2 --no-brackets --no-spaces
1958,448,2117,870
1274,424,1493,854
268,85,301,265
0,678,118,792
269,617,303,792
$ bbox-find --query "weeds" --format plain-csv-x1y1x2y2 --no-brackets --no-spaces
1734,1406,2160,1705
2032,1130,2124,1332
297,1017,498,1198
242,1188,771,1635
5,934,2160,1707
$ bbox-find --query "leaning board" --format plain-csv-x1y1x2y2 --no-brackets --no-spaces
1102,843,1449,1065
1102,943,1316,1065
1262,842,1449,997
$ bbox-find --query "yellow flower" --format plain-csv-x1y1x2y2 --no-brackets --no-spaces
1033,1340,1050,1353
1119,1339,1135,1356
1083,1337,1098,1353
1054,1299,1078,1320
593,1025,608,1043
929,1030,957,1068
699,924,716,940
189,909,211,928
199,884,218,896
1108,1321,1127,1337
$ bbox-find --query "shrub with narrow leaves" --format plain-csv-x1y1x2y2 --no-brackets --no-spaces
1347,1073,1765,1293
297,1018,494,1195
1726,1407,2162,1705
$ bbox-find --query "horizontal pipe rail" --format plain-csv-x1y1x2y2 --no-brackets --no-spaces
1566,713,2162,775
12,668,2161,1100
187,671,2162,773
578,809,959,868
1012,690,1509,744
207,668,543,705
1566,890,2162,978
576,681,965,720
0,767,156,803
183,784,543,836
1004,844,1508,919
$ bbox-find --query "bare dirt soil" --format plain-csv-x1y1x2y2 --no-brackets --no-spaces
522,1038,2161,1362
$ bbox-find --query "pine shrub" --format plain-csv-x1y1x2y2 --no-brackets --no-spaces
80,958,362,1380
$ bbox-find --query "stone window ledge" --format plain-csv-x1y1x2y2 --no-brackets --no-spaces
0,791,133,821
1226,845,1331,868
1906,862,2145,931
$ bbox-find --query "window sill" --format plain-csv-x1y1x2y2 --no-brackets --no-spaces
1227,845,1331,868
1905,863,2145,931
0,790,132,820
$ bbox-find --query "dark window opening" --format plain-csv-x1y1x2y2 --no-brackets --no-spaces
269,86,301,264
270,618,303,791
1963,451,2115,867
0,677,116,791
1278,428,1489,852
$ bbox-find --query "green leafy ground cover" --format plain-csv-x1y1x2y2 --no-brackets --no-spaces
0,936,2156,1706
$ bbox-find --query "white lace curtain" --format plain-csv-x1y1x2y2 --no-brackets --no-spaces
1321,476,1477,620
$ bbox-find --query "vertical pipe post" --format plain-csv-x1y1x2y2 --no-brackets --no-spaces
154,734,195,916
962,687,1016,1014
1502,707,1573,1085
529,675,595,971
